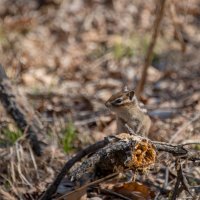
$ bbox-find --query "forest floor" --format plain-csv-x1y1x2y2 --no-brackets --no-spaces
0,0,200,199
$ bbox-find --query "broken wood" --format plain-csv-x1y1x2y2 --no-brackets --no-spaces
0,64,44,156
40,133,199,199
70,135,156,183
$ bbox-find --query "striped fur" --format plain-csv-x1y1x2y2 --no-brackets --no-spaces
105,89,151,136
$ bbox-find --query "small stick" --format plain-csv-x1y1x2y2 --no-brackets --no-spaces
136,0,167,98
171,160,193,200
163,167,169,189
171,160,182,200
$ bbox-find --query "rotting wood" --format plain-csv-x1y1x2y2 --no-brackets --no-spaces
0,64,44,156
39,133,200,199
69,135,155,183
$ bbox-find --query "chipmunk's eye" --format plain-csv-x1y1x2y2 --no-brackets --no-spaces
113,98,123,105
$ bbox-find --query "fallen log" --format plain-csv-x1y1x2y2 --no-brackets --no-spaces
0,64,44,156
40,133,200,199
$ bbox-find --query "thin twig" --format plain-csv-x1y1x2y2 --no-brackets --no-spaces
171,160,182,200
182,142,200,146
136,0,167,98
163,167,169,189
171,160,193,200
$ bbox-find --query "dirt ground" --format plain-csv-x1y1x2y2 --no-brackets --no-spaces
0,0,200,199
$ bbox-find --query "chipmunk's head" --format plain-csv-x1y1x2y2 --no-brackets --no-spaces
105,88,138,112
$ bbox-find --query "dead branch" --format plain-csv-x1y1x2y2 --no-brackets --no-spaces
40,133,200,199
171,159,193,200
0,64,44,156
136,0,167,98
68,136,199,199
69,134,192,183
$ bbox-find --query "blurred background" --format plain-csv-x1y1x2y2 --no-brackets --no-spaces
0,0,200,199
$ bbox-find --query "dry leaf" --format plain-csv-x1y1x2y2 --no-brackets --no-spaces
114,181,155,200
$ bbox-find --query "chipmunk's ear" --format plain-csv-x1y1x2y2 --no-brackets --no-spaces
127,90,135,101
123,85,129,92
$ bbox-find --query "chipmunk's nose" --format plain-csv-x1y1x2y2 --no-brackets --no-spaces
105,101,111,107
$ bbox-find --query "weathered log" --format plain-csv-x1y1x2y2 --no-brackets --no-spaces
70,134,156,183
0,64,44,156
39,133,200,199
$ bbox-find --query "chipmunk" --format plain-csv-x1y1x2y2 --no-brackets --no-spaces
105,88,151,136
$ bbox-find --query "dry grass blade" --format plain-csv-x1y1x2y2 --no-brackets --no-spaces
0,188,16,200
16,143,32,186
28,144,40,179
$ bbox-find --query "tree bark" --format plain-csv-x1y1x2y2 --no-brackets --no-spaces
0,64,44,156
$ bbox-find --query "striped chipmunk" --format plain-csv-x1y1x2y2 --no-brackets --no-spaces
105,87,151,137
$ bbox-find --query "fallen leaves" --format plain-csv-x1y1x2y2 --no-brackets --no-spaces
0,0,200,199
114,181,155,200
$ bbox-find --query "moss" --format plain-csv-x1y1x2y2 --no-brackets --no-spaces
61,122,76,153
0,128,22,146
0,27,8,46
112,42,134,60
194,144,200,151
